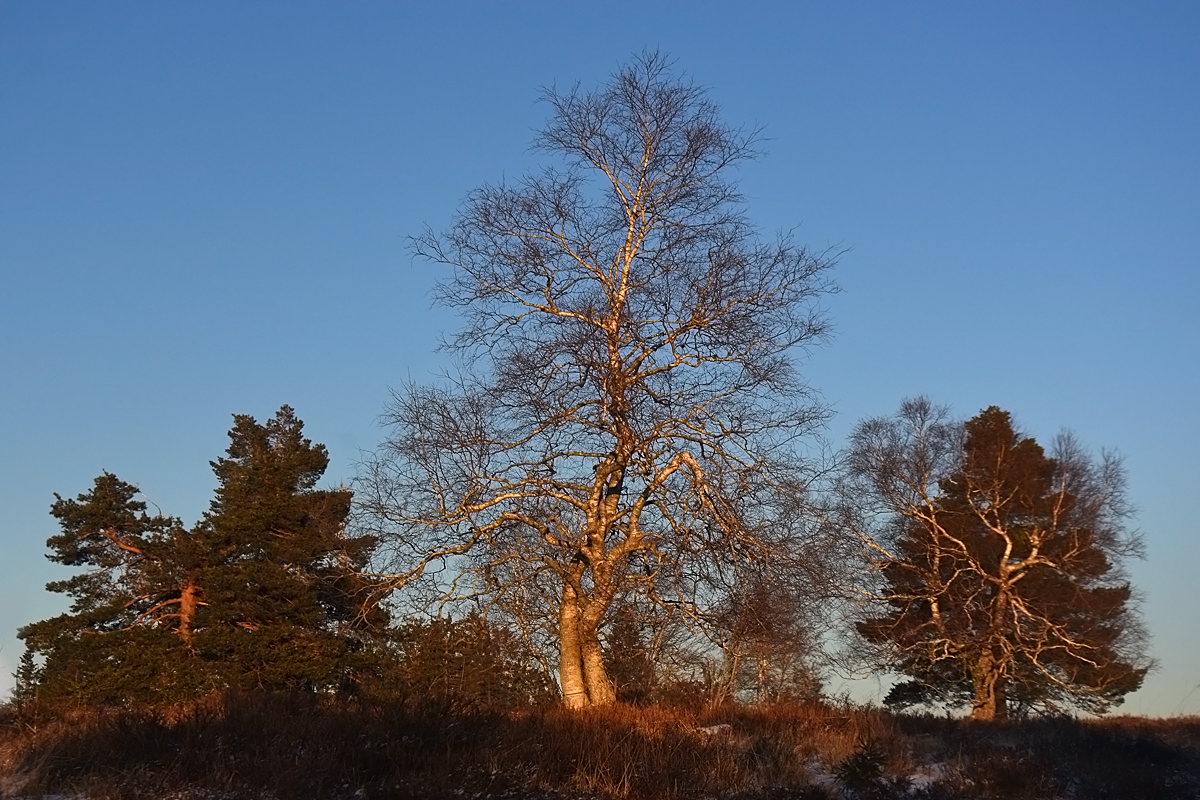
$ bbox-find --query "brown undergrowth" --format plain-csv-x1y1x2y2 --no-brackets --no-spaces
1,695,1198,800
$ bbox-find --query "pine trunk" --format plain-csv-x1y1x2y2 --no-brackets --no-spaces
178,581,199,651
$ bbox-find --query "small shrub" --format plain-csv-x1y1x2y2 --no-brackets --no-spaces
835,739,887,795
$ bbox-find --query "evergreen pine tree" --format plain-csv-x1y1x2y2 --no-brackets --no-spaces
394,613,557,707
18,472,213,702
188,406,387,691
602,604,655,704
19,407,388,702
10,649,42,708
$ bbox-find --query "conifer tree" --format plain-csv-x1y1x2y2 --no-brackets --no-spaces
18,407,387,702
602,604,656,704
10,649,42,708
17,472,213,702
394,613,558,707
845,400,1150,719
190,406,387,691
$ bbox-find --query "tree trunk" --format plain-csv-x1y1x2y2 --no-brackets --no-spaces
970,650,1007,720
558,587,589,709
580,622,616,705
757,651,769,702
558,583,617,708
178,581,199,651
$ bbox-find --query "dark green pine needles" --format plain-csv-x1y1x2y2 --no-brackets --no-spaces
19,406,389,703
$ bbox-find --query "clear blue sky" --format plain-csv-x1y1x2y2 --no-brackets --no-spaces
2,2,1196,714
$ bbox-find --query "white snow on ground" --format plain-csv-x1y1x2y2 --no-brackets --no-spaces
5,759,962,799
907,761,947,791
805,757,840,791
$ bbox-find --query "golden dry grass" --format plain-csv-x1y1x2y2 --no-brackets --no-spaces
1,695,1197,799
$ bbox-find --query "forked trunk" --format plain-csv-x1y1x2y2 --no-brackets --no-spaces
557,583,616,708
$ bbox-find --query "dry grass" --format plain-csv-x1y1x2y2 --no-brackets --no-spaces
1,695,1197,799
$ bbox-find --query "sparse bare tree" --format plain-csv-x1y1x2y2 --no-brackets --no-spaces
840,398,1151,719
706,574,822,705
357,53,838,708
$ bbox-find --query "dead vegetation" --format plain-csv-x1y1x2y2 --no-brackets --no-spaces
1,694,1197,799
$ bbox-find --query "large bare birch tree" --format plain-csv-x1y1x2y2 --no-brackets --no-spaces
358,53,837,708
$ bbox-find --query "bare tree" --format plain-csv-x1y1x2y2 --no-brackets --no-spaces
840,398,1151,719
358,53,836,708
705,573,822,705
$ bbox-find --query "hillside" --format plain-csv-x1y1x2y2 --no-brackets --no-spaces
2,695,1198,799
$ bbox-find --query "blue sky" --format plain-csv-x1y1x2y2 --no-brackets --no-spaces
1,2,1196,714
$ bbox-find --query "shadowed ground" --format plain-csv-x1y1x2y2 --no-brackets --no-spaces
2,694,1198,799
